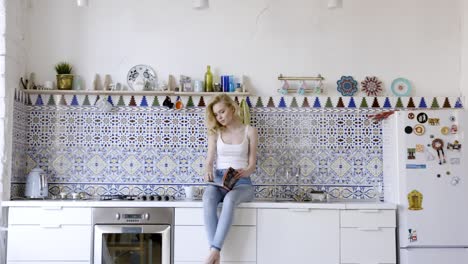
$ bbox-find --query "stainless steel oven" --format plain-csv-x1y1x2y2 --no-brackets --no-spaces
92,207,174,264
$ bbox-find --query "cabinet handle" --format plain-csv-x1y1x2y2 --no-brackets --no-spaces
288,208,310,212
40,224,62,229
358,209,380,213
41,206,63,210
357,227,380,231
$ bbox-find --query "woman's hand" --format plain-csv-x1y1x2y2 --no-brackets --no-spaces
234,168,253,179
205,171,214,182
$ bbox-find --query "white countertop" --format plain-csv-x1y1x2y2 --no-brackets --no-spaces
1,199,396,209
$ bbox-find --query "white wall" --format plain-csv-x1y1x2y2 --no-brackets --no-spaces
22,0,462,96
461,0,468,100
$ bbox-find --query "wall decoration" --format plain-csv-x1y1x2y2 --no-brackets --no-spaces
391,77,412,96
361,76,383,96
11,98,384,200
337,76,358,96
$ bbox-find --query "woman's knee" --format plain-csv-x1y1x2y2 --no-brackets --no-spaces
203,187,219,203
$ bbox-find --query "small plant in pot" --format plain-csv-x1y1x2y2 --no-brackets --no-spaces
55,62,73,90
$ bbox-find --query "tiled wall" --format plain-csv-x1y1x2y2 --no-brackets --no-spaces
13,91,462,200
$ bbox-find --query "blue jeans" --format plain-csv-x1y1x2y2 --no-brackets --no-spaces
203,169,254,251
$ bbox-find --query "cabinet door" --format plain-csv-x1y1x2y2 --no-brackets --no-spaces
7,225,92,261
174,225,256,262
257,209,340,264
341,227,396,264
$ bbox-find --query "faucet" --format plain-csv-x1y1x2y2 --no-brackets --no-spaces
273,165,305,202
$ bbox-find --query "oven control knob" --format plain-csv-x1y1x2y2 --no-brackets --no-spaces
143,213,150,220
115,213,121,220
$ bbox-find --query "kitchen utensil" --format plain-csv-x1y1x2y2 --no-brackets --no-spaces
25,167,48,198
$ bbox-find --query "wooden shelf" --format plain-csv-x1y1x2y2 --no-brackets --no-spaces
21,89,251,96
175,92,250,96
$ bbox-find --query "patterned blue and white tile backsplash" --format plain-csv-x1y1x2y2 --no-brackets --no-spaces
12,95,385,200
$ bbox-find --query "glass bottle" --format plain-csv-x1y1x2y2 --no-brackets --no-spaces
204,65,213,92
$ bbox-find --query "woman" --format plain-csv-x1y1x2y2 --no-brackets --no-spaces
203,94,258,264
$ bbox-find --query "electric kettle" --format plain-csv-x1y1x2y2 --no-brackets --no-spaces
25,167,48,198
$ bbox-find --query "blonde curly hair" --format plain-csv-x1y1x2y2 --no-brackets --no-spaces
205,94,240,135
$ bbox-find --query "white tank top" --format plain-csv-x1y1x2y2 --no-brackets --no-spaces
216,126,249,170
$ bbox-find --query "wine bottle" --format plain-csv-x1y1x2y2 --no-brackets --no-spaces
204,65,213,92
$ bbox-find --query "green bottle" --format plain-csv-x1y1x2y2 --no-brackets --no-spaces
204,65,213,92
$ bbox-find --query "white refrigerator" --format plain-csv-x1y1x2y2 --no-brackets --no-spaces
383,109,468,264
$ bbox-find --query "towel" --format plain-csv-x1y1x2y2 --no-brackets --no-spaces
239,98,250,125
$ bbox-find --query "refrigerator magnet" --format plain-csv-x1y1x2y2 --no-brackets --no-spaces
405,126,413,134
428,118,440,126
451,176,461,186
407,190,423,210
406,164,427,169
408,229,418,242
417,113,428,123
407,148,416,159
408,112,415,119
451,124,458,134
415,144,424,152
413,124,425,136
432,138,446,165
425,149,435,161
447,140,461,150
450,115,456,122
441,126,450,135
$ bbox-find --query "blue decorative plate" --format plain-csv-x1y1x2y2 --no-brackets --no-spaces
337,76,358,96
127,65,157,91
391,78,412,96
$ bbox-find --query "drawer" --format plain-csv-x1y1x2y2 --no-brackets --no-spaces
8,207,92,225
340,209,395,228
7,225,92,261
175,208,256,226
174,226,256,262
341,227,396,264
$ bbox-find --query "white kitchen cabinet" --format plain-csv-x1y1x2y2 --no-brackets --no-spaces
340,209,396,264
7,207,92,264
257,208,340,264
174,208,257,263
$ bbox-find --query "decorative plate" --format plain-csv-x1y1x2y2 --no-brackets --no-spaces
337,76,358,96
391,77,411,96
361,76,383,96
127,65,157,91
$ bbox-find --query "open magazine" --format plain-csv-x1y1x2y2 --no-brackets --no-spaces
205,167,239,191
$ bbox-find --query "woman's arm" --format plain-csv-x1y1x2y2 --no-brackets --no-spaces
235,126,258,179
205,132,217,181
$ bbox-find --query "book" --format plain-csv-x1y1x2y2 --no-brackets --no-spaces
205,167,239,191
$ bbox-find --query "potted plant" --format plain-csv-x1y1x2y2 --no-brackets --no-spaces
55,62,73,90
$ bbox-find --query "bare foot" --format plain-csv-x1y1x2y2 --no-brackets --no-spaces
204,248,220,264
